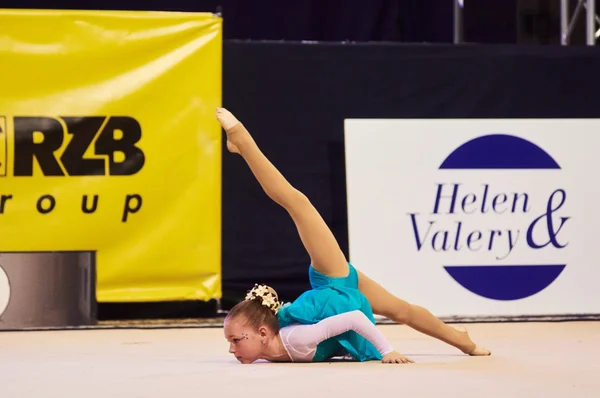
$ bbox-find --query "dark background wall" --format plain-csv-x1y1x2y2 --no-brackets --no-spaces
220,41,600,309
6,0,592,44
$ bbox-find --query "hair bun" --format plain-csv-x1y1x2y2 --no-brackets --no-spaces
245,283,283,315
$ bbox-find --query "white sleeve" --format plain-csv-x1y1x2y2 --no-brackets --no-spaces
287,310,395,357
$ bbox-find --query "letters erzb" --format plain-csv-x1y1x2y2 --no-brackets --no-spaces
13,116,145,176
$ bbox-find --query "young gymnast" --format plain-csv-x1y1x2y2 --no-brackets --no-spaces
217,108,491,364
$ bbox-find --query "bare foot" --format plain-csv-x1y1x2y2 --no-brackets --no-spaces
452,325,491,356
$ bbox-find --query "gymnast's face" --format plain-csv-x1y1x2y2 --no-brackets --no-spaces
223,317,266,364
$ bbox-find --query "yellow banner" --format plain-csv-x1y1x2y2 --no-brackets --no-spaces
0,9,222,302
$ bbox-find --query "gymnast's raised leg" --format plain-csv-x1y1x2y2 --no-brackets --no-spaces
216,108,490,357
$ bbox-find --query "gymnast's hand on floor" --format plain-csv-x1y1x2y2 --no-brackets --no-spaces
382,351,414,364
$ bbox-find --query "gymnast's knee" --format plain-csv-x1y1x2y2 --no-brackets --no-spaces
383,302,413,325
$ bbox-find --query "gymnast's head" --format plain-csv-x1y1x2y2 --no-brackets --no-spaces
223,284,283,364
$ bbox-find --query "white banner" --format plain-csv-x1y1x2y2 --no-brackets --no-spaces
344,119,600,318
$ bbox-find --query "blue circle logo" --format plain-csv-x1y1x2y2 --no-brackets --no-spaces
431,134,569,301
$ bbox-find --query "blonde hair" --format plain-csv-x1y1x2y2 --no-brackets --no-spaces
225,284,283,332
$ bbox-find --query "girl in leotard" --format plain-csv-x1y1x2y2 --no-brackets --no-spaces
217,108,491,364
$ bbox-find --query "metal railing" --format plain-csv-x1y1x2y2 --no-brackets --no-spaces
453,0,598,45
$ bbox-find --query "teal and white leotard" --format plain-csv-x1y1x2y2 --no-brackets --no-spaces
276,263,385,362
